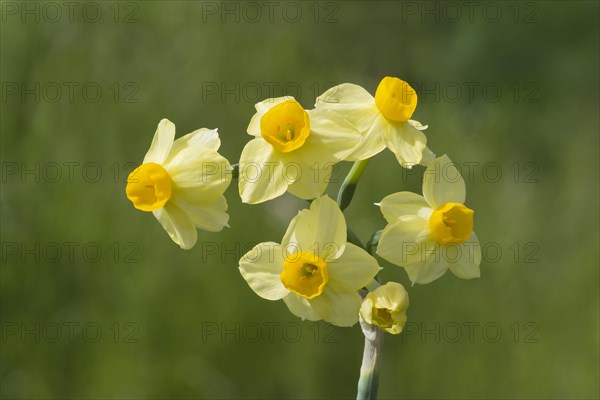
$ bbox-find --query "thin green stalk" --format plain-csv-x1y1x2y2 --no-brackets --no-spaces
347,227,365,250
231,163,239,182
338,159,370,211
366,230,382,256
357,290,384,400
358,229,384,399
365,279,381,292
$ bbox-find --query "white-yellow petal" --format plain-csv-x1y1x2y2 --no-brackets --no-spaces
408,119,428,130
283,294,320,321
283,196,346,261
315,84,378,132
378,192,430,223
310,288,361,327
404,246,448,285
285,160,331,200
172,195,229,232
360,282,409,334
381,120,427,168
419,146,437,166
238,139,287,204
423,154,466,208
376,215,430,268
144,119,175,164
372,282,409,312
315,83,382,161
359,297,375,324
247,111,262,137
153,202,197,250
347,118,387,161
281,209,307,250
307,108,362,160
166,149,232,204
170,128,221,153
328,243,381,291
239,242,289,300
377,216,448,284
445,232,481,279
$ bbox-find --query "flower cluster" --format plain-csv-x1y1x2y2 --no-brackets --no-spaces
126,76,482,335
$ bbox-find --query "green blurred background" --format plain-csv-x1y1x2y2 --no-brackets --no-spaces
1,1,598,399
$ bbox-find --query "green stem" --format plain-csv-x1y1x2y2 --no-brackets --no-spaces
347,228,365,250
357,289,384,400
365,230,383,292
231,163,239,182
337,159,370,211
365,279,381,292
366,230,382,256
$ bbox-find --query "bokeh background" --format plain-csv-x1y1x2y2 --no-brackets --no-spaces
1,1,599,399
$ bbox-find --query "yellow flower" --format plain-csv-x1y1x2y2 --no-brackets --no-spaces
239,196,381,326
126,119,232,249
376,155,481,284
238,97,361,204
360,282,409,334
315,77,435,167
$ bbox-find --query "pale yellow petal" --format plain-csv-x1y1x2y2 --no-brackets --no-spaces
170,128,221,153
404,246,448,285
238,139,287,204
165,149,232,204
283,294,320,321
310,288,361,327
346,115,387,161
359,297,375,324
285,160,330,200
373,282,409,311
239,242,289,300
143,119,175,164
153,202,197,249
378,217,448,284
314,84,384,161
408,119,428,130
307,108,362,160
376,215,430,268
378,192,430,223
247,111,262,137
171,195,229,232
315,84,378,132
282,132,342,200
423,154,466,208
328,243,381,291
281,209,308,249
284,196,346,260
361,282,409,334
446,232,481,279
419,146,437,166
381,120,427,168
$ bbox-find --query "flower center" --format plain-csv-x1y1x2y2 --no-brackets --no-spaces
372,307,394,328
280,252,328,299
260,100,310,153
125,162,172,212
429,202,474,244
374,77,418,122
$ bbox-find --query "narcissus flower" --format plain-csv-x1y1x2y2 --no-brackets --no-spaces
315,76,435,167
126,119,232,249
376,155,481,284
239,196,380,326
360,282,409,334
238,97,361,204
